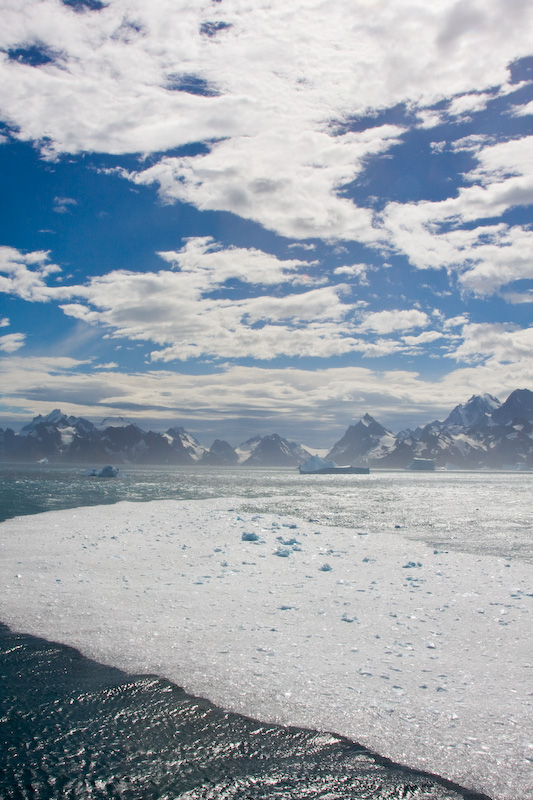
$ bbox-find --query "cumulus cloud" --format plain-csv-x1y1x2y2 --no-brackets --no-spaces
381,135,533,295
358,309,430,334
129,126,400,242
447,91,493,119
157,236,317,287
1,0,532,242
0,332,25,353
0,1,532,435
0,246,61,301
0,242,471,365
0,242,369,362
511,100,533,117
502,290,533,304
333,263,369,284
402,331,444,345
58,273,363,362
449,322,533,366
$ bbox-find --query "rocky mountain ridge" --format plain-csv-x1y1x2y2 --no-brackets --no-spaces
326,390,533,470
1,388,532,469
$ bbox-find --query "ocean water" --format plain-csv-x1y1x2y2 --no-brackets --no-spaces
1,463,532,800
1,463,531,561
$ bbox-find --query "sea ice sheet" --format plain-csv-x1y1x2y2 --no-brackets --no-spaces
1,498,531,800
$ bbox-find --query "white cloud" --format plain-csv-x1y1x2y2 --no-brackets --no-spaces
1,0,532,242
443,314,470,329
502,290,533,304
416,110,445,130
447,91,492,118
0,332,25,353
511,100,533,117
0,241,474,365
450,133,495,152
0,317,9,327
402,331,444,345
381,135,533,295
334,263,369,283
449,322,533,365
1,354,531,442
53,196,78,214
0,246,61,301
358,309,430,334
157,236,317,287
130,126,401,242
0,242,367,362
457,226,533,295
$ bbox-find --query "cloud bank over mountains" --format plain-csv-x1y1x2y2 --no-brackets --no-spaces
0,0,531,442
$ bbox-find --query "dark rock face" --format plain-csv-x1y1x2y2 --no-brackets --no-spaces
327,414,395,466
202,440,239,466
242,434,310,467
491,389,533,427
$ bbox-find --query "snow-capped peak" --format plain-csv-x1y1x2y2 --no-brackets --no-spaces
441,394,501,431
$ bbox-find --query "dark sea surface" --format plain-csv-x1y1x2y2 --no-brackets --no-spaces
1,463,521,799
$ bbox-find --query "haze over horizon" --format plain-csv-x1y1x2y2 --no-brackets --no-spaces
1,0,532,447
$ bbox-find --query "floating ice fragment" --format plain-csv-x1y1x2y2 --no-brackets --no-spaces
341,613,357,623
274,547,291,557
242,532,261,542
276,536,300,546
402,561,422,568
319,563,332,572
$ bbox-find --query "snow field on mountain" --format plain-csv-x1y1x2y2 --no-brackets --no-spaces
1,498,532,800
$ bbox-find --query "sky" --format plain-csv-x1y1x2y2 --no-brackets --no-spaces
0,0,532,448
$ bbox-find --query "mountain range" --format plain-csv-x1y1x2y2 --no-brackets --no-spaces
0,389,532,470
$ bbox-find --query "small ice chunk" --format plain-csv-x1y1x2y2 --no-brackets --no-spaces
242,532,261,542
319,563,332,572
276,536,300,546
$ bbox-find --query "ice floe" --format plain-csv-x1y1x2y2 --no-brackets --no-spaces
0,497,531,800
